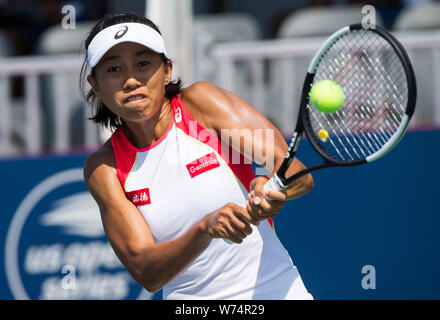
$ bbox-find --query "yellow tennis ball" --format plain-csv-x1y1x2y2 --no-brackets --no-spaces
310,79,345,113
318,129,329,142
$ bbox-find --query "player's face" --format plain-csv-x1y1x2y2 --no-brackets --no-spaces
88,42,172,123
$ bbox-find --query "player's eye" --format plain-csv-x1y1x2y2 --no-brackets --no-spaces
106,66,120,72
137,61,150,68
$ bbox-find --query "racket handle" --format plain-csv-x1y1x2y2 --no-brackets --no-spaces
263,174,287,194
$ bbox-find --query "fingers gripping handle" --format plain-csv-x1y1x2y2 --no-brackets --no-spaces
224,175,286,245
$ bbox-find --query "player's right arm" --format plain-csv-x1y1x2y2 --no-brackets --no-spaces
83,141,254,292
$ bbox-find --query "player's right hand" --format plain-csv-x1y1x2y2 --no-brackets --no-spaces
200,202,256,244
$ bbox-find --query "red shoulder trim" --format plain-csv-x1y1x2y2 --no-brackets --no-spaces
171,95,255,192
111,127,138,190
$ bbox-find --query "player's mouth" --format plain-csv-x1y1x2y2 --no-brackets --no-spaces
124,93,147,104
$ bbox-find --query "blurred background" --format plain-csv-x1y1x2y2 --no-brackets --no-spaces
0,0,439,300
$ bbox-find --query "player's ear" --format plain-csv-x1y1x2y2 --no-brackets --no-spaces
87,75,101,98
163,60,173,86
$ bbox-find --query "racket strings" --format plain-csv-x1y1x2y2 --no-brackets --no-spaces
335,35,404,131
317,37,384,157
307,29,408,162
309,109,356,160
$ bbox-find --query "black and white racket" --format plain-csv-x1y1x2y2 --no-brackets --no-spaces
264,23,417,194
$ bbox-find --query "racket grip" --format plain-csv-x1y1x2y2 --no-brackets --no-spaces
263,174,286,194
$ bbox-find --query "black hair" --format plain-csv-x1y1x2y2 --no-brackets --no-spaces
79,12,183,130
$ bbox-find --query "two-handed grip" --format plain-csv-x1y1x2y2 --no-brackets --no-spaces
224,175,286,244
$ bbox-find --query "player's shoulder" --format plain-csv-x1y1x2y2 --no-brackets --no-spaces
83,138,116,185
180,81,236,127
182,81,224,95
183,81,235,108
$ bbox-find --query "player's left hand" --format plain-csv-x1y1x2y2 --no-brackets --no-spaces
246,176,287,224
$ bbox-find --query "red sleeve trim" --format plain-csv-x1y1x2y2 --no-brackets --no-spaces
171,95,255,192
111,127,138,190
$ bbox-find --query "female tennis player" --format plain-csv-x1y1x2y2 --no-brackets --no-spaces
82,12,314,300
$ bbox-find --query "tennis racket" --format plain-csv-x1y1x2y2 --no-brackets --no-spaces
263,23,417,194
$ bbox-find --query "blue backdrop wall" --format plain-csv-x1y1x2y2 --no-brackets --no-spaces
1,130,438,300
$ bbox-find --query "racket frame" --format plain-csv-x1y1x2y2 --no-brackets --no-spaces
267,23,417,190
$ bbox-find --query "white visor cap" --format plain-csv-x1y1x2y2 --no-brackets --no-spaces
87,22,167,68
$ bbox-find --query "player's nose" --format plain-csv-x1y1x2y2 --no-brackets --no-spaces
123,76,142,90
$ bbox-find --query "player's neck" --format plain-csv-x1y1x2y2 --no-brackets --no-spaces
122,98,172,149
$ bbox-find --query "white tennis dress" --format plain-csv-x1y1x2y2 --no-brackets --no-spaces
111,95,313,300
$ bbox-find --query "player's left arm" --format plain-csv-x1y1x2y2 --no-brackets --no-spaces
181,81,314,222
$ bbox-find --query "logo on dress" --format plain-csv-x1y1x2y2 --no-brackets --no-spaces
174,106,182,123
186,153,220,178
126,188,151,206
